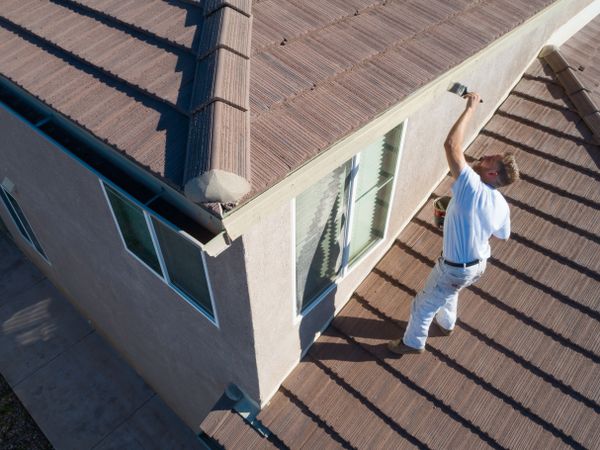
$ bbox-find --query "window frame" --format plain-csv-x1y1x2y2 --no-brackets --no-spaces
0,185,50,263
293,121,407,318
100,180,219,327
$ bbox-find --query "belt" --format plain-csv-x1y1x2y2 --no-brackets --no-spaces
442,256,481,268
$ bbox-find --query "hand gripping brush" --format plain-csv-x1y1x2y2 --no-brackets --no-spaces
448,82,483,102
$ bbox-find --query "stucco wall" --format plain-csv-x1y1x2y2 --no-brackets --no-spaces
0,108,259,429
242,0,595,407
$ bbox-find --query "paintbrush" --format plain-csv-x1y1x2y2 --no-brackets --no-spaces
448,82,483,102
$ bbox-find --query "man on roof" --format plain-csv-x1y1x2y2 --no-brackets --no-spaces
388,92,520,355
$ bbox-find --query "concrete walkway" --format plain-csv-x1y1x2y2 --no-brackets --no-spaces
0,232,205,450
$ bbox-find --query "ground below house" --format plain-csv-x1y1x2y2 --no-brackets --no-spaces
0,226,204,450
0,372,53,450
0,226,52,450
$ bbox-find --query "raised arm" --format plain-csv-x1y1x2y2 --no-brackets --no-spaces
444,92,481,178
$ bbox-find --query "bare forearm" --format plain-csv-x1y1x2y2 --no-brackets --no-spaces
445,93,480,177
445,107,474,151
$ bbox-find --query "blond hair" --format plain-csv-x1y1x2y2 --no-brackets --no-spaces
496,152,520,187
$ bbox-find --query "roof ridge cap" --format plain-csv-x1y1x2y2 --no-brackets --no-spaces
542,46,600,144
204,0,252,17
183,2,253,205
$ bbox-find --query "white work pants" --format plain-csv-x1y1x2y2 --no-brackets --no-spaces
403,257,487,349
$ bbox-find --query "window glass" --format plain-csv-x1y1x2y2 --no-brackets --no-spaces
105,185,162,275
0,189,28,240
152,218,213,315
0,188,47,258
348,135,399,264
295,162,351,311
348,182,393,265
294,123,403,313
353,137,391,199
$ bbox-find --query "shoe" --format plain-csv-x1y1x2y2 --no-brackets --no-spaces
433,317,454,336
387,339,424,355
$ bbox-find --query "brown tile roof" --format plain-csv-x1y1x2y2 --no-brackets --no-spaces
0,21,189,181
64,0,202,49
0,0,200,187
246,0,559,199
2,0,195,108
0,0,566,210
0,0,253,202
200,57,600,448
543,15,600,143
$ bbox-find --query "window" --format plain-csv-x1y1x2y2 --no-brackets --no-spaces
105,186,163,275
152,218,213,314
0,186,48,260
347,135,398,265
103,182,216,323
295,124,404,312
295,162,351,310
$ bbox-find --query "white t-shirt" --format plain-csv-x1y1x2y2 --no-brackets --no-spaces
443,165,510,262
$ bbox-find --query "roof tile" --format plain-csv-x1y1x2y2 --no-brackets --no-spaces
67,0,202,49
191,49,249,112
3,0,195,108
186,101,249,176
205,0,252,16
199,6,252,58
555,69,588,96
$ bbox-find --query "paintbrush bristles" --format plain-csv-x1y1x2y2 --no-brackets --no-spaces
448,82,483,103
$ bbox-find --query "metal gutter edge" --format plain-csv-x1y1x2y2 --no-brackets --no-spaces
220,0,595,241
202,230,231,257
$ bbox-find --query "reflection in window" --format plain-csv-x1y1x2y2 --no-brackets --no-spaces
296,162,351,312
348,136,398,264
295,124,402,312
152,218,212,315
105,185,162,275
